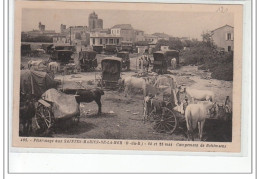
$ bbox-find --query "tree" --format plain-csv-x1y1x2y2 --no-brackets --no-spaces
134,41,149,46
201,31,214,47
154,39,184,51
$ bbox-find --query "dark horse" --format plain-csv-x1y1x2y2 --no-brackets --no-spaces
62,88,104,115
19,92,36,136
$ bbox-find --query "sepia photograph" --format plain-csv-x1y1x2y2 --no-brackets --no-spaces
13,1,243,152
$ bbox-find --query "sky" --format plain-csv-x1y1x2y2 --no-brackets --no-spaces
22,9,234,40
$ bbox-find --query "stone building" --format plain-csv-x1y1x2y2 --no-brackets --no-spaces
144,34,159,44
60,24,66,33
152,32,171,41
88,11,103,31
135,30,145,42
53,35,67,44
110,24,135,42
38,22,45,31
90,33,122,46
60,25,90,45
22,22,57,38
211,24,234,52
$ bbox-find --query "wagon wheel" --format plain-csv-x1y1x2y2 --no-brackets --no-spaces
35,103,54,133
148,107,178,134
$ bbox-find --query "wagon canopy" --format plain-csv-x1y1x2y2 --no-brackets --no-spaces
153,51,166,61
93,45,103,53
165,50,180,64
53,45,76,52
51,50,74,63
29,60,47,71
165,50,179,57
101,57,122,81
104,44,117,52
20,70,57,98
117,51,129,59
154,75,178,90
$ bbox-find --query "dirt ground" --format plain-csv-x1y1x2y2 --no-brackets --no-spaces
54,60,232,141
21,52,233,141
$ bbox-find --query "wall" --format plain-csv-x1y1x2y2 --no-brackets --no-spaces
121,29,135,42
212,26,234,51
111,28,121,36
135,31,145,42
90,37,121,46
111,28,135,42
53,37,67,44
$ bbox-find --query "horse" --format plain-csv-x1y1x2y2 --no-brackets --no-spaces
62,88,104,115
183,88,215,103
213,96,232,121
185,101,217,141
122,76,150,97
154,75,178,90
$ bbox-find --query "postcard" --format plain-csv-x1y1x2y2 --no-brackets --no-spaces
13,1,243,153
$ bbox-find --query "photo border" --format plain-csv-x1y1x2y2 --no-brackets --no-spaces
3,0,256,175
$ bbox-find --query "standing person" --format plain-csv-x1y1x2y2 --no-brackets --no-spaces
139,58,142,69
144,55,149,72
183,97,189,113
171,58,177,69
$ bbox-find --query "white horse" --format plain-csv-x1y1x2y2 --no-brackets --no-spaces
123,76,149,97
185,101,216,141
184,88,215,103
48,62,61,73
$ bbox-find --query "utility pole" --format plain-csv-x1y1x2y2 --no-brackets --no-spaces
69,26,72,45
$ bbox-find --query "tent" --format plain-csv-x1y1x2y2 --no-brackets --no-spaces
41,88,79,119
20,70,57,98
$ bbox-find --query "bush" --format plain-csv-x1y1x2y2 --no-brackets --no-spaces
154,39,184,52
181,43,233,81
211,62,233,81
134,41,149,46
21,35,53,43
210,53,233,81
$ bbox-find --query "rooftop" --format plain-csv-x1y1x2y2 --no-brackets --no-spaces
90,33,122,38
135,29,144,32
144,34,158,38
152,32,172,38
111,24,133,30
211,24,234,32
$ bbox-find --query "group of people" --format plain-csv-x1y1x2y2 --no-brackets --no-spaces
139,54,151,72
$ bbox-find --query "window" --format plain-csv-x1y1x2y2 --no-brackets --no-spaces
109,39,113,44
228,46,231,52
117,39,119,44
100,39,102,44
106,39,108,44
227,33,231,40
92,38,95,45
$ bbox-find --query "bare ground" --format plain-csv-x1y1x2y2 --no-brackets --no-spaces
22,54,233,141
53,64,232,141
